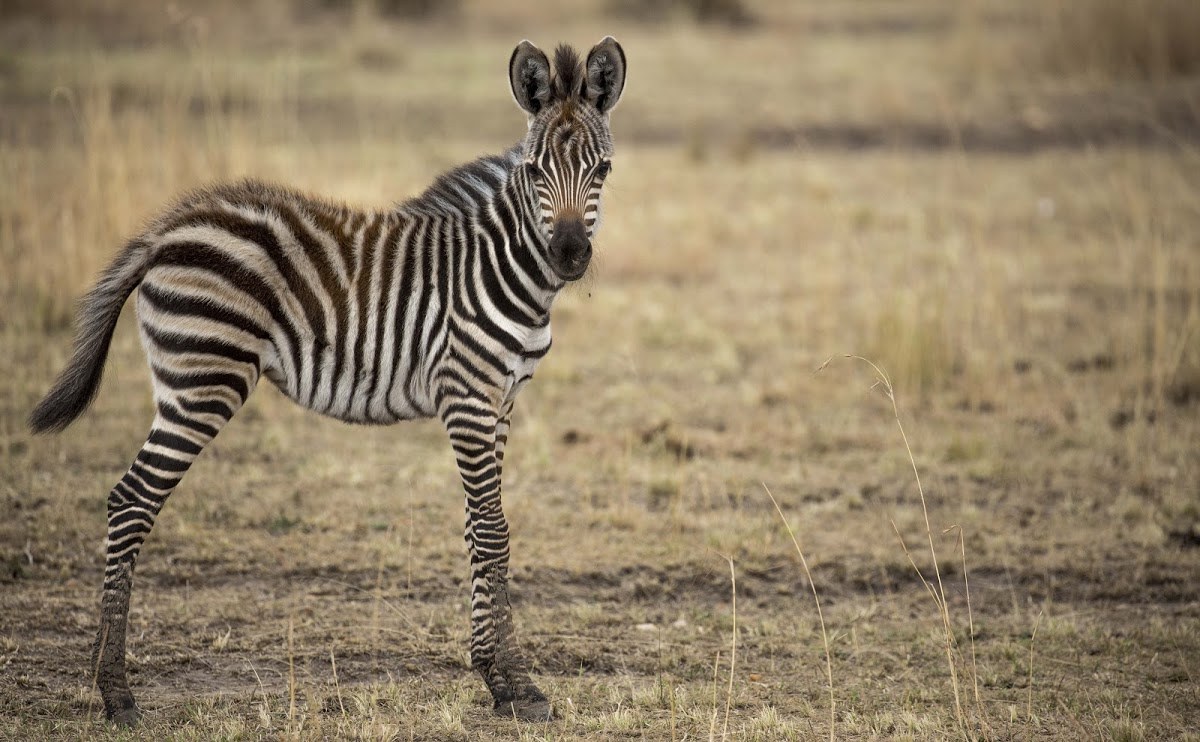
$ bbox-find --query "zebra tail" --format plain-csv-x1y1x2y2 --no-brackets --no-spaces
28,238,156,434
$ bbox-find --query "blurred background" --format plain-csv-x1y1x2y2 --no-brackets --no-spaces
2,0,1199,332
2,0,1198,325
1,1,1198,738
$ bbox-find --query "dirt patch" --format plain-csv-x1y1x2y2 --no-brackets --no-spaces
6,550,1198,730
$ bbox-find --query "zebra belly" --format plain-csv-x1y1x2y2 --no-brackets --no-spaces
138,263,437,426
266,344,436,426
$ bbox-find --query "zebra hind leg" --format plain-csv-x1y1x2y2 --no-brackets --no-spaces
93,379,253,725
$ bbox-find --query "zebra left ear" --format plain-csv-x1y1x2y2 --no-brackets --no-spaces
583,36,625,114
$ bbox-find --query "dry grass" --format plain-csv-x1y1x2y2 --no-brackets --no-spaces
824,355,983,735
763,483,834,740
1038,0,1200,81
2,1,1199,740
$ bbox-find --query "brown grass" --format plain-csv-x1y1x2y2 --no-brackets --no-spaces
763,483,835,740
1038,0,1200,81
2,1,1199,740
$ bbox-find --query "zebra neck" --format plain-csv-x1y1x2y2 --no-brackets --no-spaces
486,149,562,316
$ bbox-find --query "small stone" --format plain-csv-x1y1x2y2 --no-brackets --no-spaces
635,623,658,632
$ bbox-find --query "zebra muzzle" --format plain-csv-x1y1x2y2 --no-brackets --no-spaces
548,218,591,281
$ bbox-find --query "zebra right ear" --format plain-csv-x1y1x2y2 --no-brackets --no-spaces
509,40,551,117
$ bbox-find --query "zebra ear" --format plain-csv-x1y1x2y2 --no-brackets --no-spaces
509,40,551,116
583,36,626,114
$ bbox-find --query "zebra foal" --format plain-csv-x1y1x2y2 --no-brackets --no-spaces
29,37,626,724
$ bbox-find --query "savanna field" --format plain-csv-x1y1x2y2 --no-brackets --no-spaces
1,1,1198,739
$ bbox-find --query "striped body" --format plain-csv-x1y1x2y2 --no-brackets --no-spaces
30,37,626,725
140,153,556,430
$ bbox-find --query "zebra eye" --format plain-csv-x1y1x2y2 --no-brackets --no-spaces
526,162,543,179
595,160,612,178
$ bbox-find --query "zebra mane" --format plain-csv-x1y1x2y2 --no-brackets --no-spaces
551,44,584,101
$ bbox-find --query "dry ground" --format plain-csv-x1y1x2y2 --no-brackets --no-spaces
2,1,1199,739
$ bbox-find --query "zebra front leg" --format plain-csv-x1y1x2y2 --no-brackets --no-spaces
444,400,551,721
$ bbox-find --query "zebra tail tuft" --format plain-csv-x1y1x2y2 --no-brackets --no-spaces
29,238,156,434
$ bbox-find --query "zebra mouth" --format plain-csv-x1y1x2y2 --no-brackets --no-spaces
553,245,592,281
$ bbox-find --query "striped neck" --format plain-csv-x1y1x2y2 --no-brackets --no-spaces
496,145,565,314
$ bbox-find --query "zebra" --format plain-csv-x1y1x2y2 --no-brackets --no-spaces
28,37,626,725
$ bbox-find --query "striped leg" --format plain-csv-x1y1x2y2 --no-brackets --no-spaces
443,398,550,721
494,408,512,481
93,379,252,725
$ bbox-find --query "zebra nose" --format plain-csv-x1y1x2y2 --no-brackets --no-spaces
549,218,590,260
548,217,591,279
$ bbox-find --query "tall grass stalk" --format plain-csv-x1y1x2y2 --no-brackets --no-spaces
762,483,835,741
330,649,346,716
890,520,965,731
246,657,272,727
1028,609,1043,728
821,354,973,737
951,525,985,731
720,552,729,734
287,617,297,726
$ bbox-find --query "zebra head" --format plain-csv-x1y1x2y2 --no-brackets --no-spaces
509,37,626,282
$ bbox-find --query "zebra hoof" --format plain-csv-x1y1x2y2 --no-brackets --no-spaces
495,695,554,722
106,702,141,727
